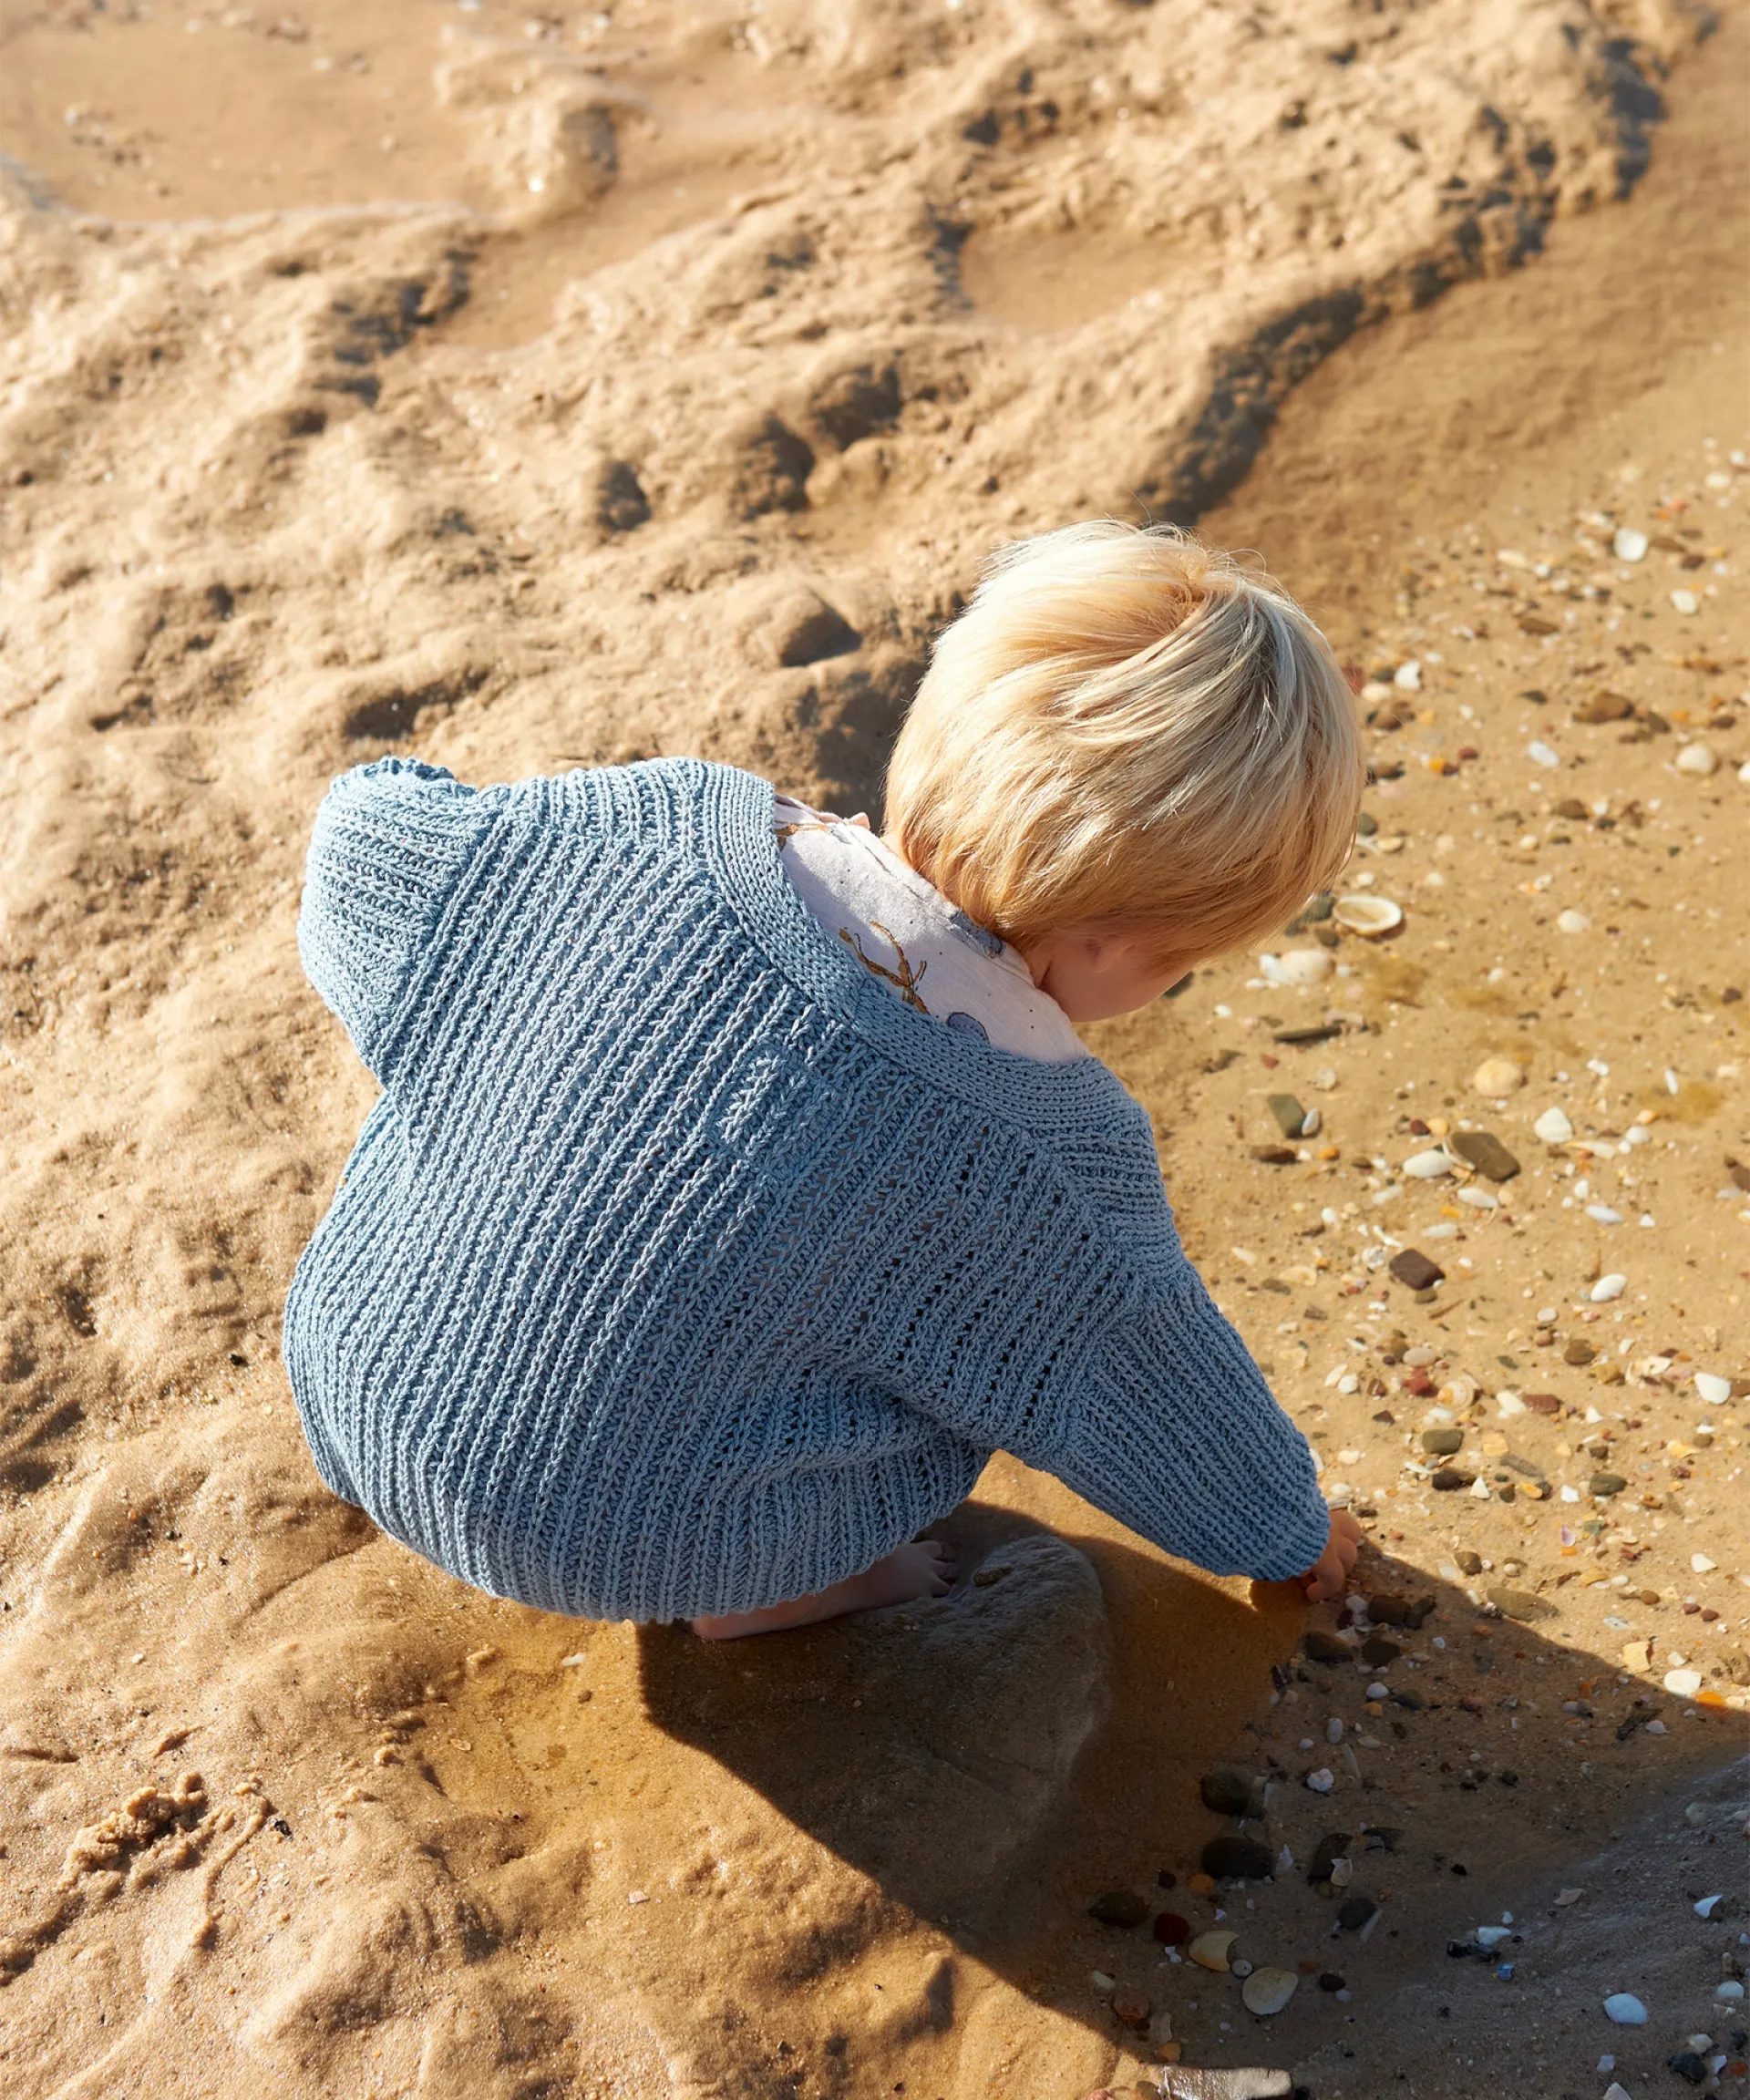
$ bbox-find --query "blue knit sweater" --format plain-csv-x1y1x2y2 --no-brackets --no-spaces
283,756,1329,1621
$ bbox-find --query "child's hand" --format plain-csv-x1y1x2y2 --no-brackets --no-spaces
1298,1506,1363,1603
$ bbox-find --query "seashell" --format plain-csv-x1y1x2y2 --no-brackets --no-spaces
1188,1930,1237,1972
1590,1273,1626,1302
1457,1186,1498,1210
1471,1056,1525,1097
1555,908,1590,933
1240,1966,1299,2016
1403,1149,1453,1179
1532,1107,1573,1144
1675,741,1717,777
1259,947,1334,986
1611,527,1648,561
1603,1992,1648,2025
1332,894,1403,937
1695,1372,1731,1405
1393,660,1422,692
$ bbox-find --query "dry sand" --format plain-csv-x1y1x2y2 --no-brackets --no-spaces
0,3,1747,2096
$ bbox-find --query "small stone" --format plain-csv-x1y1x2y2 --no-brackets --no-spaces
1563,1338,1597,1366
1152,1910,1190,1945
1534,1106,1575,1144
1524,1392,1561,1415
1305,1767,1335,1794
1526,741,1560,769
1669,2053,1708,2085
1188,1930,1237,1972
1308,1832,1352,1882
1388,1249,1446,1291
1404,1148,1455,1179
1302,1630,1352,1663
1240,1966,1299,2016
1447,1129,1522,1181
1317,1971,1346,1992
1268,1093,1311,1138
1589,1473,1628,1498
1672,588,1700,615
1366,1590,1435,1628
1590,1273,1627,1302
1430,1467,1471,1491
1089,1889,1148,1928
1663,1667,1703,1698
1199,1767,1257,1817
1230,1957,1254,1979
1471,1056,1526,1097
1359,1634,1402,1666
1603,1992,1648,2024
1109,1989,1150,2031
1336,1895,1378,1931
1555,908,1592,934
1612,527,1649,561
1487,1587,1556,1621
1201,1835,1274,1881
1251,1144,1299,1165
1692,1551,1718,1574
1456,1549,1483,1575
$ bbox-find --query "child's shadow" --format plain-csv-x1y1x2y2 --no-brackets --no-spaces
635,1501,1308,1940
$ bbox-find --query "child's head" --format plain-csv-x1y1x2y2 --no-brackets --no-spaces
883,521,1364,999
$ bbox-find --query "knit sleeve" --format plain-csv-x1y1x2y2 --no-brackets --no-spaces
296,756,490,1079
1042,1261,1333,1584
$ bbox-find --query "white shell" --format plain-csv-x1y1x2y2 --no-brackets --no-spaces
1457,1186,1498,1210
1527,740,1560,768
1675,741,1718,776
1663,1667,1702,1698
1555,908,1591,933
1612,527,1648,561
1695,1373,1731,1405
1260,947,1334,985
1533,1107,1574,1144
1332,893,1403,936
1472,1056,1526,1096
1590,1273,1627,1302
1404,1149,1454,1179
1603,1993,1648,2026
1671,589,1700,615
1240,1966,1299,2017
1393,659,1422,691
1585,1205,1623,1225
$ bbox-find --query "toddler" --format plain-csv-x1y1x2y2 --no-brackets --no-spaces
283,522,1364,1641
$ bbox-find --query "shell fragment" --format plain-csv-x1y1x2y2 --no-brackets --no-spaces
1332,893,1404,937
1189,1930,1238,1973
1240,1966,1300,2016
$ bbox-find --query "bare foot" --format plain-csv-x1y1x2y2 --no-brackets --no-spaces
690,1539,957,1641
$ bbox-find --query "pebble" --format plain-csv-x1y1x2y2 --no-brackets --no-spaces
1586,1205,1625,1225
1447,1130,1521,1181
1420,1426,1464,1456
1360,1633,1403,1664
1590,1273,1627,1302
1308,1832,1352,1881
1318,1971,1346,1993
1602,2085,1632,2100
1240,1966,1300,2016
1612,527,1649,561
1556,908,1592,934
1695,1372,1732,1405
1663,1668,1703,1698
1302,1630,1353,1662
1671,588,1700,614
1201,1835,1275,1881
1199,1767,1258,1816
1305,1767,1335,1794
1388,1248,1446,1290
1717,1980,1745,2002
1267,1093,1312,1139
1675,742,1718,777
1404,1148,1454,1179
1333,893,1404,936
1153,1910,1191,1945
1457,1186,1498,1210
1527,740,1561,768
1692,1551,1718,1573
1604,1993,1649,2024
1336,1894,1378,1931
1189,1930,1237,1972
1488,1587,1557,1621
1472,1056,1526,1096
1589,1473,1628,1497
1394,659,1422,691
1431,1467,1472,1491
1534,1106,1575,1144
1088,1889,1148,1927
1261,949,1334,986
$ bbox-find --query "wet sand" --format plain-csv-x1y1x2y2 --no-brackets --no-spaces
0,3,1745,2096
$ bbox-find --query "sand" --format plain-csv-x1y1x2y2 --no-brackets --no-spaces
0,2,1746,2095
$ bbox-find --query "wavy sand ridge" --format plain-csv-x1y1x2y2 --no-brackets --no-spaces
0,3,1744,2097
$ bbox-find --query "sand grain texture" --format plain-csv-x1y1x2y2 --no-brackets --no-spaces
1,2,1747,2095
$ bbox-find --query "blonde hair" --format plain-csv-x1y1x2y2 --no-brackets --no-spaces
882,521,1364,960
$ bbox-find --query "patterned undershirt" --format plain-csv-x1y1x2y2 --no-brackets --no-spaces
773,793,1087,1064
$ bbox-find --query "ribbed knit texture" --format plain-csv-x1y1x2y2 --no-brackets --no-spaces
283,755,1330,1621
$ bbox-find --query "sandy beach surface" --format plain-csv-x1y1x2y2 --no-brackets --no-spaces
1,3,1746,2096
